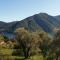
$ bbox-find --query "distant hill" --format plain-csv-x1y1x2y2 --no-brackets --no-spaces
0,13,60,35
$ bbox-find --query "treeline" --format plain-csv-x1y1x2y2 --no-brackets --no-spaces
0,28,60,60
13,28,60,60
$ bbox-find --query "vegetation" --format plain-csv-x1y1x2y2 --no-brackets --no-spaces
0,28,60,60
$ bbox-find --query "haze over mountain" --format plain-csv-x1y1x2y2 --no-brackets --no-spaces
0,13,60,35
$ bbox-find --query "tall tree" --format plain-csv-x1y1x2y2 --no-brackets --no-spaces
38,32,51,60
15,28,40,59
52,30,60,60
15,28,31,58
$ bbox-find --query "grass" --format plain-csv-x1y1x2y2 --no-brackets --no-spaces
0,48,13,55
25,55,43,60
0,48,44,60
31,55,43,60
15,55,43,60
0,47,24,60
0,46,43,60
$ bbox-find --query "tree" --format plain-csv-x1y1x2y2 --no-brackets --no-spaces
0,34,8,43
15,28,31,58
51,30,60,60
0,35,5,41
29,32,40,56
15,28,40,59
38,32,51,60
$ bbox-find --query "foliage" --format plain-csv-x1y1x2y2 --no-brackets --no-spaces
15,28,40,58
15,28,52,59
50,30,60,60
0,28,60,60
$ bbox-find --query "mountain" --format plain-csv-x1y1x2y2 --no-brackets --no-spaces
0,13,60,37
54,15,60,21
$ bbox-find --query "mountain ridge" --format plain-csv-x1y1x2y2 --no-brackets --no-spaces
0,13,60,34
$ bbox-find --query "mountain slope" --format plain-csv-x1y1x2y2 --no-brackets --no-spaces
0,13,60,34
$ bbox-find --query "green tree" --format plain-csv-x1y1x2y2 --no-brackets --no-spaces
0,35,8,42
51,30,60,60
15,28,31,58
29,32,40,56
0,35,5,41
15,28,40,59
38,32,51,60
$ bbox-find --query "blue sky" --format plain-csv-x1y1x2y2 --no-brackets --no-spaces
0,0,60,22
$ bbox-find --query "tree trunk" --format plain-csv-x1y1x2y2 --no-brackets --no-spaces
56,55,58,60
23,48,29,59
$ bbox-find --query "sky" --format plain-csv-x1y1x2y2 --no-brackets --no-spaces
0,0,60,22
